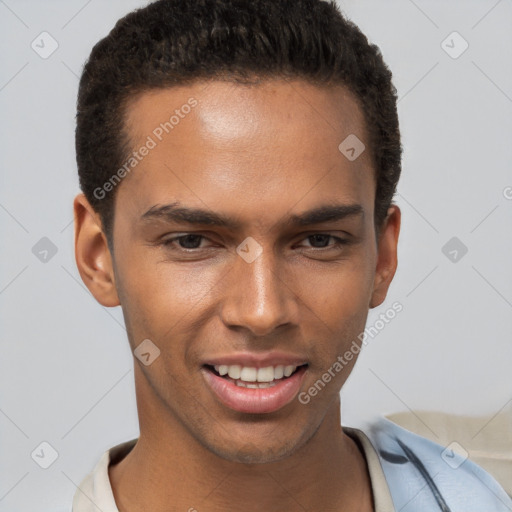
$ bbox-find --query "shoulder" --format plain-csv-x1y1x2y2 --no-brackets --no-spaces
360,417,512,511
72,439,137,512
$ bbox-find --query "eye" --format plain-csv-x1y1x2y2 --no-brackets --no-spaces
300,234,349,249
162,234,209,250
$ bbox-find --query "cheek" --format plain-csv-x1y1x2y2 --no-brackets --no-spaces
295,255,375,374
115,248,222,338
301,256,375,326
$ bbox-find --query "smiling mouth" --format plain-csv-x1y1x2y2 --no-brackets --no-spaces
203,364,308,388
201,362,309,414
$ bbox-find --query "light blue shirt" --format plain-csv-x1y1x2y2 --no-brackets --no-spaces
365,417,512,511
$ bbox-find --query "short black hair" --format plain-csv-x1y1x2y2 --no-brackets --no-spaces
75,0,402,250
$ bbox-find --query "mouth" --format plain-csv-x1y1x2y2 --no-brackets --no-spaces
205,363,307,386
201,363,309,414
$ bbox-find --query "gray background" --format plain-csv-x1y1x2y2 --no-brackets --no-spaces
1,0,511,510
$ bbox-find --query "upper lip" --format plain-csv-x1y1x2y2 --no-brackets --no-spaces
202,351,308,369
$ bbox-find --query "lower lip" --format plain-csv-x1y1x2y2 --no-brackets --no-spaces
201,366,308,414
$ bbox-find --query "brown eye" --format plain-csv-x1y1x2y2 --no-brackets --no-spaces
307,234,332,248
176,234,204,249
301,234,349,249
162,234,207,250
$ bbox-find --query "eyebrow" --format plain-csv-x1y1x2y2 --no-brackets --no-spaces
140,202,364,229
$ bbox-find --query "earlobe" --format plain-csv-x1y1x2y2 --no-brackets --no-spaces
73,193,120,307
369,205,401,309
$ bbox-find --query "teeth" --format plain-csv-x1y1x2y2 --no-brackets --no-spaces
213,364,299,382
227,365,241,380
240,366,257,382
236,380,277,388
284,365,295,377
274,365,284,379
257,366,274,382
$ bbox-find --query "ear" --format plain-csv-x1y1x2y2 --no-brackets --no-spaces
73,193,120,307
369,204,401,309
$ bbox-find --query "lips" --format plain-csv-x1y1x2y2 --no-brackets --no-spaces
201,362,308,414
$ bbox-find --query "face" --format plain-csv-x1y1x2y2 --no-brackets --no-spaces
74,79,399,464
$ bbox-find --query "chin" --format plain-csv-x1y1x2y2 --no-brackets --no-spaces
204,432,306,465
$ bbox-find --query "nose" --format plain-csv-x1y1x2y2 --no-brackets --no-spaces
220,247,299,337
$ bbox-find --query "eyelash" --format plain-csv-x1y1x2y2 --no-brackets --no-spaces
160,233,350,251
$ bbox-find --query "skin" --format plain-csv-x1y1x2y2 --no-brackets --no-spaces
74,79,400,512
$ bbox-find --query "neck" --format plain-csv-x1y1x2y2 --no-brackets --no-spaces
109,370,373,512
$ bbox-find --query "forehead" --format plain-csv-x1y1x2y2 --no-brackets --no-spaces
125,79,368,148
117,79,375,225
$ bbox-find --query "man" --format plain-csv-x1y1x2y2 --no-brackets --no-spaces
71,0,511,510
